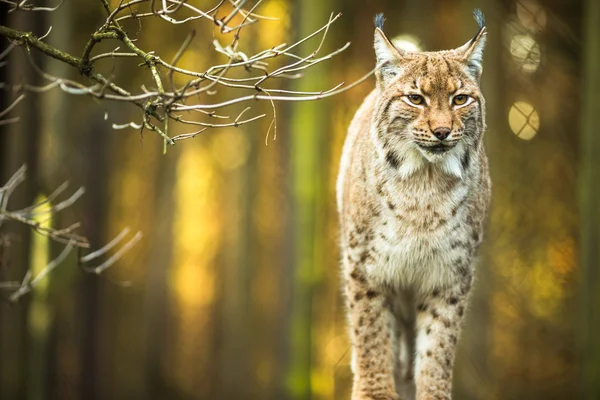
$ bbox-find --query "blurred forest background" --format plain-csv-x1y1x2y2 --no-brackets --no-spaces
0,0,598,399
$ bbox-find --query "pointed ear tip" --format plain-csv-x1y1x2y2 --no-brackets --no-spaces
374,27,387,42
473,26,487,45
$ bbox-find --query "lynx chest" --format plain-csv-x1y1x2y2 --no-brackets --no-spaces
364,176,474,293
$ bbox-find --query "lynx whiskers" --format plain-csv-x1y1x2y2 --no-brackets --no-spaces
336,10,491,400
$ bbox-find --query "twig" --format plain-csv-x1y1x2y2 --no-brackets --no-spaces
80,227,131,263
82,231,142,274
8,241,74,302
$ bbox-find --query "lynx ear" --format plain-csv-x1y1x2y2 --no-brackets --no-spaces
374,13,405,86
455,9,487,80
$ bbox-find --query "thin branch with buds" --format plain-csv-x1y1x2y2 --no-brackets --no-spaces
0,0,373,150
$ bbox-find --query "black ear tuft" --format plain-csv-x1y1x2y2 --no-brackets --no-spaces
374,13,385,30
473,9,485,30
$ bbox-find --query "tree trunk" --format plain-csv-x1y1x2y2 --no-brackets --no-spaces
287,0,330,398
0,8,44,400
581,0,600,397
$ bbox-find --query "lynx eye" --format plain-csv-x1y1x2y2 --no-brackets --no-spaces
453,95,469,106
407,94,425,105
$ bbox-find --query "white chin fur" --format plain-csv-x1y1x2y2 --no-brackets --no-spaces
436,150,464,179
398,148,427,180
403,144,465,180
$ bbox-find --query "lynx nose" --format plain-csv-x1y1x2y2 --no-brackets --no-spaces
433,127,451,141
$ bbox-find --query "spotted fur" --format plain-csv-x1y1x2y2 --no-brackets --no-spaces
337,11,490,400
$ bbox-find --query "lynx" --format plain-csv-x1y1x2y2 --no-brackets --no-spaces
336,10,491,400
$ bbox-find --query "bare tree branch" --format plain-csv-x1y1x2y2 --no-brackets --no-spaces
0,1,372,149
0,166,141,302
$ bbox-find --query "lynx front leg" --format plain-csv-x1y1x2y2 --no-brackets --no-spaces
344,252,399,400
413,275,472,400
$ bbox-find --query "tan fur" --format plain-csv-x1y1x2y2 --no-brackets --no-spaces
336,13,490,400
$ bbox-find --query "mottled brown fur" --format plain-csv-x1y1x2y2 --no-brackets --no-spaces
336,11,490,400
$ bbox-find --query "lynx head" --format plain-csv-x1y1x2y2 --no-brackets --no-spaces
372,10,487,179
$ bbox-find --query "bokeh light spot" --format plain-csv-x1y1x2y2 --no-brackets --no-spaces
391,34,422,52
510,34,541,73
509,101,540,140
